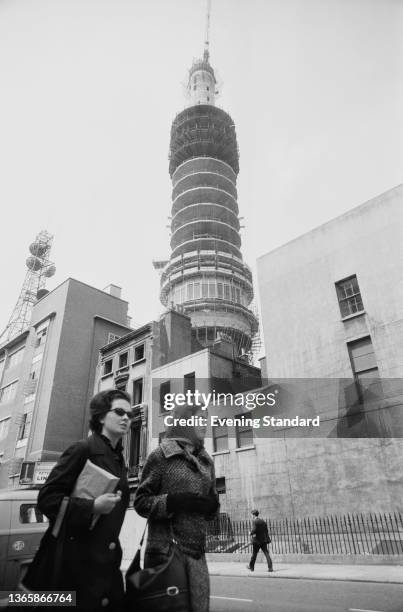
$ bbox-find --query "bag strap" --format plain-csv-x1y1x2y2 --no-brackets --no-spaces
138,521,148,550
137,519,176,552
53,518,67,586
50,496,70,588
50,439,91,539
51,496,69,538
169,520,177,544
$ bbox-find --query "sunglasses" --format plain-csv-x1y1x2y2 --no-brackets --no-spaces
109,407,135,419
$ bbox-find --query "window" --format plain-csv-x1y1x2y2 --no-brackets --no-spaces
17,412,32,441
0,417,10,441
35,328,47,348
20,504,49,524
213,423,229,452
235,416,254,448
0,381,18,404
107,333,121,344
184,372,195,394
187,283,194,300
0,357,5,381
216,476,226,494
128,424,141,475
19,461,35,483
24,392,36,405
133,378,144,406
208,282,216,298
134,344,145,362
335,275,364,318
29,359,41,380
207,328,215,342
159,381,171,413
6,347,25,370
118,352,128,369
103,359,113,375
348,337,378,377
348,336,380,401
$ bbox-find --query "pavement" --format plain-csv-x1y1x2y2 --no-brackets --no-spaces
207,561,403,584
122,558,403,584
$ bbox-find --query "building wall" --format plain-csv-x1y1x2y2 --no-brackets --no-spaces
257,185,403,378
25,281,70,462
0,332,30,486
41,280,130,458
214,186,403,519
151,344,261,457
151,348,211,450
95,324,154,487
0,278,131,488
213,436,403,520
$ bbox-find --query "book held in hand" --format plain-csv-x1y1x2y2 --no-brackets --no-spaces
52,460,120,536
73,460,119,529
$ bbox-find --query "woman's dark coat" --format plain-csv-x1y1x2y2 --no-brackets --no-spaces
23,433,129,611
134,438,218,559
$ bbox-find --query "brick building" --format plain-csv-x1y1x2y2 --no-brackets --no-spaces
0,278,131,488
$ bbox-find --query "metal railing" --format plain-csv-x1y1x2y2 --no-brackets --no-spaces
207,512,403,555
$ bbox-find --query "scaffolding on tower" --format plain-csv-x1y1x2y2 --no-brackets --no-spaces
0,230,56,347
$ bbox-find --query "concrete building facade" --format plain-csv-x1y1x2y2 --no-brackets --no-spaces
258,185,403,380
203,186,403,520
0,278,131,489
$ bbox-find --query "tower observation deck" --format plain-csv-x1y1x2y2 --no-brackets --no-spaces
159,22,258,357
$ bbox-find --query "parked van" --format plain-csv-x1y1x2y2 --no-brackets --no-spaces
0,488,48,597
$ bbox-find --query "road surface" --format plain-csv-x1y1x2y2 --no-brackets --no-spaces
210,575,403,612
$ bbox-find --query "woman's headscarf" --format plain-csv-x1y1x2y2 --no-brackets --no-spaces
164,403,205,452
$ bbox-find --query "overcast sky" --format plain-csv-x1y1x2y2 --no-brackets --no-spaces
0,0,402,339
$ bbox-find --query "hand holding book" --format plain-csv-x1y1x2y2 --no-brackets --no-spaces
51,460,121,537
94,490,122,514
72,460,120,528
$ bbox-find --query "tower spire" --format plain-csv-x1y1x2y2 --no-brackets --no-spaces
161,0,258,360
186,0,216,106
204,0,211,61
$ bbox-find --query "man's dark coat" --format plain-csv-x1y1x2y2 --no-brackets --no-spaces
23,433,129,611
251,516,271,544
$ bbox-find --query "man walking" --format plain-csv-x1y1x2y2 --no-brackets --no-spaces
247,509,273,572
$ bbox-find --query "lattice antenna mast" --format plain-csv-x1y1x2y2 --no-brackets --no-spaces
204,0,212,60
0,230,56,346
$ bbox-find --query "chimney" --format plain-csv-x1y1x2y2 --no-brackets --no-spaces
158,309,192,365
103,284,122,299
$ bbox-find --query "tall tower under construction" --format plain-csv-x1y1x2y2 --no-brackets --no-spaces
158,5,258,357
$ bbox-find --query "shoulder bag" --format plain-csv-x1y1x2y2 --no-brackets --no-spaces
21,496,70,591
125,523,190,612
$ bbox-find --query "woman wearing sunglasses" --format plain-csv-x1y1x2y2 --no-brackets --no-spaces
23,389,132,611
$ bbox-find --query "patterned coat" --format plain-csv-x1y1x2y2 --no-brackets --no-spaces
134,438,218,559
